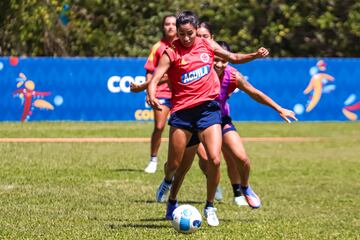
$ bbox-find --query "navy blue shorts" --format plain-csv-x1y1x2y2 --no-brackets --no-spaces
221,115,237,135
158,98,172,109
186,133,200,147
169,100,221,147
169,100,221,132
185,115,237,147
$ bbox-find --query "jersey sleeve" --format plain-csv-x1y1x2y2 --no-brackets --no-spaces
228,67,242,94
144,41,162,72
164,45,177,63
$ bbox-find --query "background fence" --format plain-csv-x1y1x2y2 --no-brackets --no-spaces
0,57,359,122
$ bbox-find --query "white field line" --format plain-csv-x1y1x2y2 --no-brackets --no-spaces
0,137,324,143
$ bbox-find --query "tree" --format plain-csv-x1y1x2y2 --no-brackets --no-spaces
0,0,359,57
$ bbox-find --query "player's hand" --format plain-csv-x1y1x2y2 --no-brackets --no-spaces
130,82,143,93
146,94,162,111
279,108,297,123
256,47,270,58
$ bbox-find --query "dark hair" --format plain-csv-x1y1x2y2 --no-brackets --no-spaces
176,11,198,28
198,21,213,36
216,40,231,52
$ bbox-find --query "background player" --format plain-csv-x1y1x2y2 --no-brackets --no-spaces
130,15,177,173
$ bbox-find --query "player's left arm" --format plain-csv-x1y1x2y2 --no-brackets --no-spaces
213,41,269,64
236,72,297,123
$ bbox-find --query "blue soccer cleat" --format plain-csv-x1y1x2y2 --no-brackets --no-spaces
166,200,178,220
241,185,261,209
156,179,172,203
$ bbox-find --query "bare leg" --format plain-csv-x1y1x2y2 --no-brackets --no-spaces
169,144,199,200
221,131,260,208
222,148,241,185
198,142,223,202
150,106,170,156
198,124,222,203
197,143,208,176
156,126,192,203
222,131,250,186
164,126,192,182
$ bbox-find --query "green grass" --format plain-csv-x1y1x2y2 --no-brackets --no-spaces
0,122,359,239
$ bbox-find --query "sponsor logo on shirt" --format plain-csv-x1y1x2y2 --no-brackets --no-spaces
200,53,210,63
181,65,210,84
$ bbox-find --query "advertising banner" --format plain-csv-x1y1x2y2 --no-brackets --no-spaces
0,57,359,122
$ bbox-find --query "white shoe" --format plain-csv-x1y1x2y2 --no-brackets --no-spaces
215,186,223,202
234,196,249,206
144,161,157,173
204,207,219,227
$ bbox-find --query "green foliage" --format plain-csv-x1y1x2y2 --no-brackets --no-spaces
0,1,359,56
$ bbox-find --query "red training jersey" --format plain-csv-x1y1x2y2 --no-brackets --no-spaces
144,39,172,99
165,37,220,113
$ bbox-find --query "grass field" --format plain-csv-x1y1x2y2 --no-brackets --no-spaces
0,121,359,239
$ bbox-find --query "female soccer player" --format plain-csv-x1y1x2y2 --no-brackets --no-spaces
196,21,263,206
164,40,297,223
196,21,243,204
130,15,176,173
147,11,272,226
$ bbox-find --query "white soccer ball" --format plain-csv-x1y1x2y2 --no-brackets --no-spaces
172,204,202,234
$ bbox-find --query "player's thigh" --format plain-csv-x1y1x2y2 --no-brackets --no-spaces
178,144,198,175
154,105,170,129
168,126,192,164
198,124,222,161
222,130,248,161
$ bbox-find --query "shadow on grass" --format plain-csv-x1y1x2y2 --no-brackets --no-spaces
112,168,143,173
181,200,204,204
133,200,204,204
139,218,168,222
107,222,168,229
133,200,158,204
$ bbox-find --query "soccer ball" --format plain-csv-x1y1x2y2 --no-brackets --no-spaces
172,204,202,234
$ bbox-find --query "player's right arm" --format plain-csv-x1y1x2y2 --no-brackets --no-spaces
212,40,269,64
235,72,297,123
146,53,171,110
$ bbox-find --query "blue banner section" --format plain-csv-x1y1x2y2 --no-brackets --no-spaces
0,57,359,122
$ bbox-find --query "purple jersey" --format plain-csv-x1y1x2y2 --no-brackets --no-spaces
216,66,238,117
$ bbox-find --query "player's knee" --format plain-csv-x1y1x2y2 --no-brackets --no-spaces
154,123,165,132
240,156,250,166
166,160,180,173
208,156,221,168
